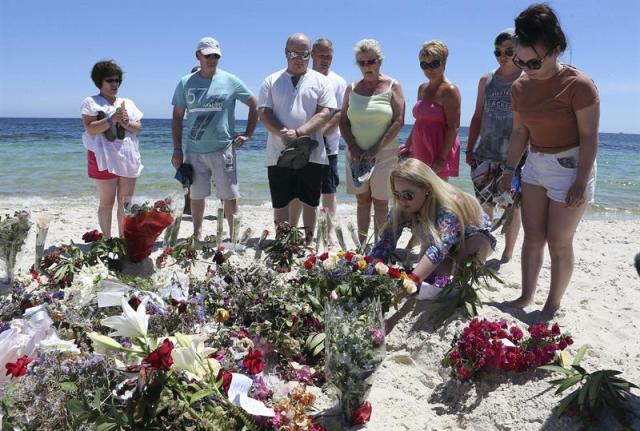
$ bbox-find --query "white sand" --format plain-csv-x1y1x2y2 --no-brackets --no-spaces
4,200,640,430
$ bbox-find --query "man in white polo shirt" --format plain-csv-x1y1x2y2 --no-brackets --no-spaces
258,33,337,243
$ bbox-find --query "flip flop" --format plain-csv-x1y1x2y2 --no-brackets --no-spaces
96,111,116,142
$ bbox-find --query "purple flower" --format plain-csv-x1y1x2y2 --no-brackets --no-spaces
434,275,452,289
370,328,385,347
52,290,64,300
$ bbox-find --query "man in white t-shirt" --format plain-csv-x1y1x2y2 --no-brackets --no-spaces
258,33,337,243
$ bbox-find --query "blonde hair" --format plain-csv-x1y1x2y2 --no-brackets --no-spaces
354,38,384,61
419,40,449,62
389,158,483,254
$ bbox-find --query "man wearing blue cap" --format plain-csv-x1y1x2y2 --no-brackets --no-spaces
171,37,258,239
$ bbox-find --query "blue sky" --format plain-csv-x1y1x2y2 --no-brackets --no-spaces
1,0,639,133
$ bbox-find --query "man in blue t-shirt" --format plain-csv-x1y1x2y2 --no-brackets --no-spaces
171,37,258,239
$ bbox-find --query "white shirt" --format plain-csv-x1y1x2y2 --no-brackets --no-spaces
258,68,337,166
324,70,347,156
81,95,144,177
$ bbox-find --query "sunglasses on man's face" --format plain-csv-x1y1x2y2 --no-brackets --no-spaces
104,78,121,84
512,51,550,70
393,190,415,201
357,58,378,67
286,50,311,61
494,48,514,58
203,53,220,60
419,59,442,70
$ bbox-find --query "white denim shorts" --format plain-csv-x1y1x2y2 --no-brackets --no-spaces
185,145,240,200
521,146,596,204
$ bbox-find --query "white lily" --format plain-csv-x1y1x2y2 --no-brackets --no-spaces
37,337,81,355
102,297,149,339
171,333,220,380
87,331,126,354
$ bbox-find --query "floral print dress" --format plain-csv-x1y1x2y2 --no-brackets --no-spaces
370,206,496,265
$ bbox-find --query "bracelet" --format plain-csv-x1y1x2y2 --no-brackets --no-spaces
503,165,516,174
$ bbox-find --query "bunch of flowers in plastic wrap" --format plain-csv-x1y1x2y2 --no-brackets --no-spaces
324,297,385,426
302,251,416,314
123,198,175,262
442,319,574,380
0,211,32,286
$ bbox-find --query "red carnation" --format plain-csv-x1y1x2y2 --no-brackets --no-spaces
82,229,103,243
143,339,174,370
216,368,233,394
551,323,561,335
344,251,354,262
319,252,329,261
558,339,568,350
242,348,264,375
388,267,401,279
352,401,372,425
5,355,33,378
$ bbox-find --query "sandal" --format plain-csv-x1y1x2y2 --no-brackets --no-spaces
96,111,116,142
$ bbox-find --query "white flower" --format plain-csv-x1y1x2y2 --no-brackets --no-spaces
330,290,338,300
403,278,417,294
37,337,81,355
102,297,149,339
374,262,389,275
171,333,220,380
323,259,336,271
87,332,126,354
112,378,137,401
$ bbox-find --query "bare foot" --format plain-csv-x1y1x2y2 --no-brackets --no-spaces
500,254,511,264
505,296,533,309
540,305,560,321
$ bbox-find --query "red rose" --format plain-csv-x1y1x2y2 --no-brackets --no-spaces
216,368,233,394
154,200,167,210
551,323,561,335
558,339,568,350
239,328,251,338
5,355,33,378
344,251,354,262
304,256,316,270
352,401,372,425
82,229,103,243
388,267,401,279
242,348,264,375
364,256,372,263
143,339,174,370
319,252,329,261
128,296,142,311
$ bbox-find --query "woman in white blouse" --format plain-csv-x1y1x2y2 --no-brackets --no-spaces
81,60,143,238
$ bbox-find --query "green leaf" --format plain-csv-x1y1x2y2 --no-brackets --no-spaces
555,374,583,394
93,387,103,413
66,399,87,415
572,345,588,366
190,389,215,405
587,372,603,409
464,301,475,317
59,381,78,393
540,365,575,376
556,389,580,417
95,416,118,431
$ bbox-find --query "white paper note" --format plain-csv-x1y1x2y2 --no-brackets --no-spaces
228,373,275,417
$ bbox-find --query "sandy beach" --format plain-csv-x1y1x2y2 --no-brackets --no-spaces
3,199,639,430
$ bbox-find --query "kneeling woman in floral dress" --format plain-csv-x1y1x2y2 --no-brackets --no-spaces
370,158,496,285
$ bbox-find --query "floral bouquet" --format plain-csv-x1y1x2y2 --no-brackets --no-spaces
302,251,416,314
123,199,175,262
0,211,32,286
264,222,305,272
442,319,574,380
324,297,385,426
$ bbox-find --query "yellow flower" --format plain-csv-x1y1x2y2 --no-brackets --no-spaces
357,259,367,270
399,272,409,281
214,308,230,322
337,251,345,258
403,278,417,294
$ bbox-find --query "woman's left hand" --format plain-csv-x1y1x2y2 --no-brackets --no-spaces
565,180,587,208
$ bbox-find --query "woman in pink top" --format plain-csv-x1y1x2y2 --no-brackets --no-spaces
405,40,461,181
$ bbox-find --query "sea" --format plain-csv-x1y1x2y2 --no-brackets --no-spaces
1,118,638,219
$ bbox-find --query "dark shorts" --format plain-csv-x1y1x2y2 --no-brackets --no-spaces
268,162,323,208
321,154,339,194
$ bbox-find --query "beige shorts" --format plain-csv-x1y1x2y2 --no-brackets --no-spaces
185,146,239,200
345,145,398,200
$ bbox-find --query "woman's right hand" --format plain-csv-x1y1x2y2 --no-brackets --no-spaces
499,172,513,192
349,145,362,161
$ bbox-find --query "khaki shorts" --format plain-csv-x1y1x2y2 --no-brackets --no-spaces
186,146,240,200
345,145,398,200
